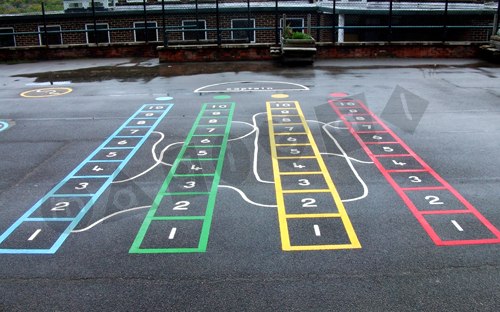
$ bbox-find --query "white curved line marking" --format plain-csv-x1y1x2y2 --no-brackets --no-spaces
71,205,151,233
228,121,257,142
113,133,182,184
252,112,274,184
219,185,277,208
320,152,374,164
321,121,370,203
194,81,310,93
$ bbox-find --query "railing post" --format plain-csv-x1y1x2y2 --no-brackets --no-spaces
388,0,393,43
247,0,252,43
41,2,49,48
332,0,336,43
443,0,449,43
275,0,279,44
91,0,98,45
495,0,500,35
143,0,148,44
195,0,200,42
216,0,221,46
162,0,167,46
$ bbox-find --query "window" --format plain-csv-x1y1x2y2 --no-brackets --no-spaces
38,25,62,46
0,28,15,47
134,22,158,42
280,18,304,34
231,19,256,43
85,23,110,44
182,20,207,41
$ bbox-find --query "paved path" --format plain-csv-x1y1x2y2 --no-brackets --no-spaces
0,58,499,311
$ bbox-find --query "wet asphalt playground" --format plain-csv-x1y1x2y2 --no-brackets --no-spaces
0,58,499,311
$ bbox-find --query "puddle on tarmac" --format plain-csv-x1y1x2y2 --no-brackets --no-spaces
12,59,497,83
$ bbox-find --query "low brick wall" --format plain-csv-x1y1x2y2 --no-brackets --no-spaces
0,42,160,62
0,41,484,62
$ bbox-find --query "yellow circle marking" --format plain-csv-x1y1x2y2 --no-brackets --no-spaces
271,93,289,99
20,87,73,98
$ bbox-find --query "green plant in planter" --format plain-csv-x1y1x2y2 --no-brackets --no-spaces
283,24,313,41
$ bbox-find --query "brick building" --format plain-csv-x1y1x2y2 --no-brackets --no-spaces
0,0,498,48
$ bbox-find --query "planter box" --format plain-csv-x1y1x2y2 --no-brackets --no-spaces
491,35,500,50
281,38,317,63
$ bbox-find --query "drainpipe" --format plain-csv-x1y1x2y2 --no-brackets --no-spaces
338,14,345,43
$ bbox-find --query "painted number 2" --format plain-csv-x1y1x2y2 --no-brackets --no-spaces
301,198,317,208
425,195,444,205
173,201,190,210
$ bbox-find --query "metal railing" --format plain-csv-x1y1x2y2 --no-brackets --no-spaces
0,0,499,48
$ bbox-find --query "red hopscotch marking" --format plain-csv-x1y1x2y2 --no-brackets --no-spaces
364,142,399,145
400,186,447,191
328,98,500,246
420,210,471,215
386,169,429,173
356,131,387,134
374,154,412,158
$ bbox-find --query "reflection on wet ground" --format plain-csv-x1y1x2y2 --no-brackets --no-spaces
12,58,498,83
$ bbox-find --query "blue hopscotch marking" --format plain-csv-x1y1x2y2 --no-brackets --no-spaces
0,104,173,254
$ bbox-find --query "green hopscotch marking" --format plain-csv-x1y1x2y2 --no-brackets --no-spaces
130,102,235,253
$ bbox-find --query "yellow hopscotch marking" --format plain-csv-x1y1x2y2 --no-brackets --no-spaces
274,132,307,135
275,143,311,147
281,189,331,194
267,101,361,251
276,156,316,160
280,171,322,175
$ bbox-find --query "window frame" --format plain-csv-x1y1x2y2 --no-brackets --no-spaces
133,21,159,42
0,27,16,47
280,18,305,37
231,18,256,43
181,20,207,41
38,25,63,46
85,23,110,44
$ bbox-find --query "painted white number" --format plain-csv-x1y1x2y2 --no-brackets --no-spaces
197,150,208,156
212,112,221,116
347,102,356,106
287,137,297,142
145,113,154,117
209,119,218,124
130,129,139,134
355,116,366,121
425,195,444,205
383,146,394,153
290,148,300,155
301,198,317,208
282,118,291,123
106,152,117,158
349,109,358,113
118,140,128,145
173,201,190,210
373,135,383,140
184,181,196,189
293,162,305,169
207,128,216,133
148,106,164,110
200,139,211,144
191,164,202,171
75,182,89,190
409,176,422,183
392,160,406,166
51,201,69,211
213,105,226,109
137,120,146,125
361,124,372,130
92,165,104,172
285,127,294,131
298,179,311,186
